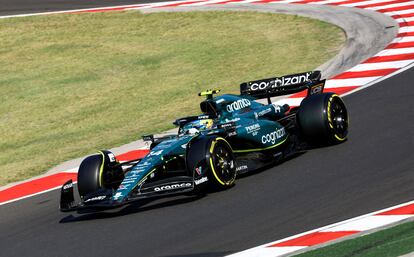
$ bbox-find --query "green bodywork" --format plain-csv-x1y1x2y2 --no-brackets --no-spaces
112,93,288,202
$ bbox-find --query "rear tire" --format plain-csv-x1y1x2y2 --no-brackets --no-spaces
297,93,348,144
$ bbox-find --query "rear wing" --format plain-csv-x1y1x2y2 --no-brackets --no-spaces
240,71,325,100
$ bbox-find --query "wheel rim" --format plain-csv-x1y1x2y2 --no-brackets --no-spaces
211,144,235,183
330,98,348,139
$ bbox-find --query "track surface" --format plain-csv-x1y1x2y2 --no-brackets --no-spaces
0,0,170,15
1,64,413,256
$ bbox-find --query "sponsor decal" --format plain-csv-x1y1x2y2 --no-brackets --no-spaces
245,123,261,136
108,153,116,162
250,80,272,91
225,117,240,122
148,150,163,156
154,183,192,192
275,73,311,87
122,178,137,183
195,177,208,185
249,72,311,91
131,168,145,174
142,135,154,142
216,99,225,104
129,172,142,177
198,115,210,119
62,183,73,190
258,108,272,117
118,185,126,190
157,140,175,149
309,83,323,95
261,128,286,144
113,192,123,200
226,99,251,112
84,195,106,203
136,161,150,168
195,166,202,176
228,131,237,137
273,152,282,158
272,104,282,113
121,179,133,183
162,139,175,144
220,122,235,129
236,165,248,172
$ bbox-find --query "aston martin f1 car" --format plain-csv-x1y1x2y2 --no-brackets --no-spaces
60,70,348,212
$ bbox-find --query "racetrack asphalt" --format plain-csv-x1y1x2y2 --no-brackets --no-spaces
0,0,171,15
1,58,413,257
1,1,414,257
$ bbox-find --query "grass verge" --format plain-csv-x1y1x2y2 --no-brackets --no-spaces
295,221,414,257
0,10,344,186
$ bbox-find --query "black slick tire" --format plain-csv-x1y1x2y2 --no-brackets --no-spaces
186,136,236,190
297,93,348,144
77,154,104,198
77,150,122,198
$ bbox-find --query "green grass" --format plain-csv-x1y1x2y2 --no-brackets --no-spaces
295,221,414,257
0,10,344,186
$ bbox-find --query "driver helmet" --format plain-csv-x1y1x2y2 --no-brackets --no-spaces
181,119,214,135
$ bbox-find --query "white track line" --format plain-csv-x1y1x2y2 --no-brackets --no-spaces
232,246,306,257
234,0,262,3
181,0,229,6
339,0,394,7
368,1,414,11
396,17,414,22
385,9,414,15
398,26,414,33
348,60,413,71
60,168,78,173
312,0,346,5
377,47,414,56
227,199,414,256
392,36,414,43
321,215,413,232
342,61,414,96
0,185,64,206
325,77,382,88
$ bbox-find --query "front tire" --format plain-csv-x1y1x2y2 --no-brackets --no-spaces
297,93,348,144
208,137,237,188
77,150,123,198
186,136,236,190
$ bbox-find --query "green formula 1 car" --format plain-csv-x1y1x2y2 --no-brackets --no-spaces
60,70,348,212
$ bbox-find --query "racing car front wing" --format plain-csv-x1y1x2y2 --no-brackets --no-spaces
59,176,199,213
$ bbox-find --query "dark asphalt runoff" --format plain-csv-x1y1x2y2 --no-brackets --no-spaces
0,0,170,15
1,67,414,256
